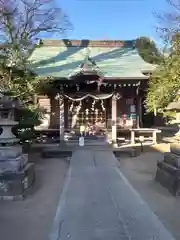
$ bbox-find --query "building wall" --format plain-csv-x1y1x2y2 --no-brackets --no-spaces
36,90,145,130
35,96,50,130
37,95,66,130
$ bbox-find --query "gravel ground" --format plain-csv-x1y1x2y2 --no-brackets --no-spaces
0,153,69,240
119,151,180,240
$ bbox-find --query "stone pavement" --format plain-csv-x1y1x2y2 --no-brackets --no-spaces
49,149,175,240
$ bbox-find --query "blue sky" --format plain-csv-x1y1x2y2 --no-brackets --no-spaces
59,0,169,42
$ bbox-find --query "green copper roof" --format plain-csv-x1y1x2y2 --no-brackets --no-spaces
29,39,156,79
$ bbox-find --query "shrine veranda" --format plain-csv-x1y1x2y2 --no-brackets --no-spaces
31,39,156,140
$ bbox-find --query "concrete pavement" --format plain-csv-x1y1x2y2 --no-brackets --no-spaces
50,149,175,240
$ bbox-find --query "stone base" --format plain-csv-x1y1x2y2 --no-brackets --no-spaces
155,165,180,196
0,163,35,200
113,148,137,158
0,154,28,174
170,143,180,155
0,145,23,158
112,142,118,148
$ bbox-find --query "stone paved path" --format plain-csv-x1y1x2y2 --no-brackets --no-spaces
49,149,175,240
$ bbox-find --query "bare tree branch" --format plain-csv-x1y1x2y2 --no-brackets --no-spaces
0,0,72,67
154,0,180,44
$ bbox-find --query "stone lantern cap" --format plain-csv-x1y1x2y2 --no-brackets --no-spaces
0,98,22,110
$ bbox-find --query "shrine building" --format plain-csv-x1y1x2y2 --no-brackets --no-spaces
30,39,156,142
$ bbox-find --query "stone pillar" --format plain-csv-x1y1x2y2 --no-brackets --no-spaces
112,95,117,146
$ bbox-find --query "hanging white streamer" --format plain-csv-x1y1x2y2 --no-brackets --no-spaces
69,102,74,111
101,100,105,111
64,93,114,102
71,101,82,128
91,100,96,111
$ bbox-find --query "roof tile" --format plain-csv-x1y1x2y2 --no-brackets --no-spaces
30,39,156,79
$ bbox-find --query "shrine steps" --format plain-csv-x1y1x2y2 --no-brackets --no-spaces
37,142,137,159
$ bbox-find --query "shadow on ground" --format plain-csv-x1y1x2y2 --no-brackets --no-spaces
1,142,180,239
0,153,69,240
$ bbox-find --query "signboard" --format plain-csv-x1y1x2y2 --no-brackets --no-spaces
130,105,136,113
126,98,134,105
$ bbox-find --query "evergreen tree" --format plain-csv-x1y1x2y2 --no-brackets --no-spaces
136,37,163,64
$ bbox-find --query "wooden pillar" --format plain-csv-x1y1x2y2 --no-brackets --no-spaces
136,86,141,128
64,97,68,131
112,94,117,146
139,96,143,127
105,99,109,129
135,97,139,128
136,96,143,128
49,96,59,129
136,85,144,128
59,95,64,140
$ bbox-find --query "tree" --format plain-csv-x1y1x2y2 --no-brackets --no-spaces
145,50,180,113
0,0,71,97
145,0,180,114
0,66,38,103
0,0,71,100
136,37,163,64
0,0,71,67
0,0,71,143
154,0,180,45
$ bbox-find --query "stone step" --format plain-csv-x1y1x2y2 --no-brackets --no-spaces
66,141,108,146
41,144,137,158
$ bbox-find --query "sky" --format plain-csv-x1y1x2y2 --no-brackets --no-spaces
58,0,170,43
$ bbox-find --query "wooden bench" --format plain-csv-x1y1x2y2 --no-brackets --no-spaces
130,128,161,145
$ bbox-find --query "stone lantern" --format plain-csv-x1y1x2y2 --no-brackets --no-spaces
0,94,35,200
167,99,180,140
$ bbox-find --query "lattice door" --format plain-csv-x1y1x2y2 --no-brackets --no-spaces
68,98,106,132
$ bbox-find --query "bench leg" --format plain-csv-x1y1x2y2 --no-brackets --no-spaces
152,132,157,144
131,131,135,144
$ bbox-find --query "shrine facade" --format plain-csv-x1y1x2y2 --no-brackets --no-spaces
30,39,155,142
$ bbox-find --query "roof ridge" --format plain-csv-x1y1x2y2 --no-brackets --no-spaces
39,39,136,47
